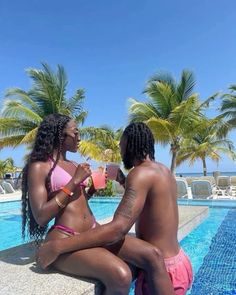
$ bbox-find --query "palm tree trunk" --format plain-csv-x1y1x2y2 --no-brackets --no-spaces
202,157,207,176
170,151,177,174
170,140,180,174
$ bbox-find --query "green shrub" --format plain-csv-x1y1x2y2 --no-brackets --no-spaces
95,180,114,197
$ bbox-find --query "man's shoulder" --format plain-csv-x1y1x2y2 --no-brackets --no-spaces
130,161,171,180
136,161,169,171
127,162,155,179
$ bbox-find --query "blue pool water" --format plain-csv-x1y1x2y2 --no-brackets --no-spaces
0,198,120,251
189,209,236,295
0,199,236,294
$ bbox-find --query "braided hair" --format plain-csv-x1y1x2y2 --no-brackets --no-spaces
21,114,71,244
122,122,155,169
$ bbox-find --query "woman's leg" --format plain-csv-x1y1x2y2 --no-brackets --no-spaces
52,247,132,295
106,236,174,295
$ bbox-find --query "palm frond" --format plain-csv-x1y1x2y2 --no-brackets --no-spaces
145,82,174,116
176,70,195,103
128,98,161,122
170,94,201,133
66,89,85,114
79,140,121,163
0,118,38,137
198,92,219,110
19,128,38,144
74,111,88,125
2,100,42,123
145,117,173,144
220,96,236,112
146,71,176,93
5,88,42,114
0,135,26,149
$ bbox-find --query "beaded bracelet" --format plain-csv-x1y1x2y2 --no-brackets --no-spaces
55,196,66,209
61,186,73,197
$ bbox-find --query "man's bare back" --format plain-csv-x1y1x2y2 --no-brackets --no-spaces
132,161,179,258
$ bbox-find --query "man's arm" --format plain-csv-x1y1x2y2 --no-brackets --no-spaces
53,168,148,254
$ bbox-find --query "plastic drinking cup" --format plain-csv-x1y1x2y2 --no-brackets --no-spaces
106,164,119,180
91,170,106,189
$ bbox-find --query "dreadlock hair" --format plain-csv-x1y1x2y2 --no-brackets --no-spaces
122,122,155,170
21,114,71,245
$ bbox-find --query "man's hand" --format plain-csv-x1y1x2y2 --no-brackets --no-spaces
86,181,97,199
116,168,126,185
36,240,60,269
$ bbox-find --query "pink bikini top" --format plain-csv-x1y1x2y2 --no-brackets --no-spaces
49,159,87,192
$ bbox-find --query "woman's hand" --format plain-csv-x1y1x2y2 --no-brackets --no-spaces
73,163,91,185
36,240,59,269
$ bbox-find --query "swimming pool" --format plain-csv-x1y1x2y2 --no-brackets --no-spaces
0,198,236,294
0,198,120,251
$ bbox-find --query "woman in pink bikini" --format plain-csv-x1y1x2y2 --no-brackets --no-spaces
22,114,174,295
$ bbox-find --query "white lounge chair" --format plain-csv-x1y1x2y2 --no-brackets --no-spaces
176,178,191,199
229,176,236,198
1,181,15,194
0,184,5,194
14,177,22,190
185,177,200,187
215,176,231,198
191,180,215,199
5,179,16,189
200,176,216,187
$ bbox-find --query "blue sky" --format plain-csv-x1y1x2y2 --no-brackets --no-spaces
0,0,236,173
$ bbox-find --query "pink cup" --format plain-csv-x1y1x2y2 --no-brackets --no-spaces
106,164,119,180
91,170,106,189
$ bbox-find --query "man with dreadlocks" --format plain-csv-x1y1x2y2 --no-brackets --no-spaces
25,115,174,295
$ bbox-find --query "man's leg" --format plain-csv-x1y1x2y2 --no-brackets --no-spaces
106,235,174,295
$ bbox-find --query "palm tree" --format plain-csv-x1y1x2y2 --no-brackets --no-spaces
129,70,202,173
79,126,123,163
176,118,235,175
0,63,87,149
0,158,16,178
220,84,236,128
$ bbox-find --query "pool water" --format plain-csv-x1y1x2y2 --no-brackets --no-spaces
0,198,121,250
0,199,120,250
0,199,236,294
188,209,236,294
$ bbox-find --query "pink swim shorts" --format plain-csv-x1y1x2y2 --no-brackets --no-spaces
135,248,193,295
